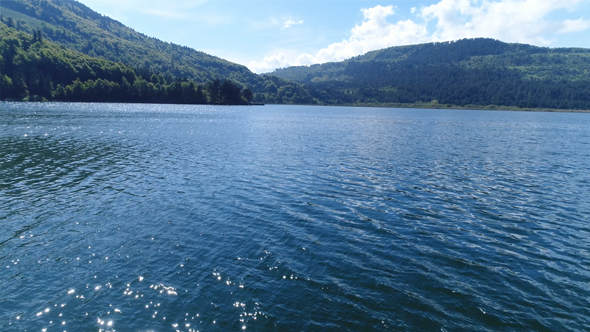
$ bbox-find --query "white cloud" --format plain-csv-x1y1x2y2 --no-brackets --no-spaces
248,53,293,73
558,18,590,33
249,5,428,72
421,0,589,45
248,0,590,73
283,19,304,29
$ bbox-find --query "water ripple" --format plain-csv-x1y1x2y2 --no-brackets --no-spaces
1,102,589,331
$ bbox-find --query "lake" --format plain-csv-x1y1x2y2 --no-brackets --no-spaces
1,102,589,331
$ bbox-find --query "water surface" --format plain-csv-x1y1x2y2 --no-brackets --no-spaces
1,102,589,331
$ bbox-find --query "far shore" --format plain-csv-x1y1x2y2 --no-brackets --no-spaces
2,100,589,113
312,102,590,113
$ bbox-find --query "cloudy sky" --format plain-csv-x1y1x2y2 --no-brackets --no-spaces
76,0,590,73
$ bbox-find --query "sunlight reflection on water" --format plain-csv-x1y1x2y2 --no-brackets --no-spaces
1,102,589,331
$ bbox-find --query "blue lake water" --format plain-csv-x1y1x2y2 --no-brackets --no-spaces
1,102,589,331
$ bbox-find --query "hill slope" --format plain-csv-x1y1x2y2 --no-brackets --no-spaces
0,0,314,104
0,22,255,104
2,0,589,109
273,39,590,109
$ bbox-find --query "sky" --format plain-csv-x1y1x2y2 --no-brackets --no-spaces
75,0,590,73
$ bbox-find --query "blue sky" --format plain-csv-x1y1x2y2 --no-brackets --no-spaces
76,0,590,73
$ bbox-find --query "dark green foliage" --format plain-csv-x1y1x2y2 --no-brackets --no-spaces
273,38,590,110
220,79,243,104
0,0,315,104
0,23,248,104
2,0,588,109
242,88,254,102
206,79,221,105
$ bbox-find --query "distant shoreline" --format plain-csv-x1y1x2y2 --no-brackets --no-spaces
312,102,590,113
2,100,589,113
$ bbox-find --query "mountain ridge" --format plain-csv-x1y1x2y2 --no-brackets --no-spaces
0,0,315,104
0,0,249,80
271,38,590,109
1,0,589,109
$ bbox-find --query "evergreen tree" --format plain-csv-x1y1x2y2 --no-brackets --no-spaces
12,70,29,99
1,74,14,99
220,79,243,104
207,79,221,104
242,88,254,103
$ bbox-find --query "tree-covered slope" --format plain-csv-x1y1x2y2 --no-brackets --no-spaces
2,0,588,109
0,22,268,105
273,39,590,109
0,0,252,81
0,0,315,104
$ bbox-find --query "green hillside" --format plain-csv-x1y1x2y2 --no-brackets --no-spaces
0,0,314,104
0,22,258,104
1,0,589,109
273,39,590,109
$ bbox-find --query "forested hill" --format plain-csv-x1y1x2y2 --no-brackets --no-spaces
0,23,254,104
0,0,314,104
1,0,589,109
272,39,590,110
0,0,252,82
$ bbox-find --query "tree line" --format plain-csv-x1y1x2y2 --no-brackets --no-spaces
274,38,590,110
304,65,590,110
0,23,253,104
0,1,316,105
